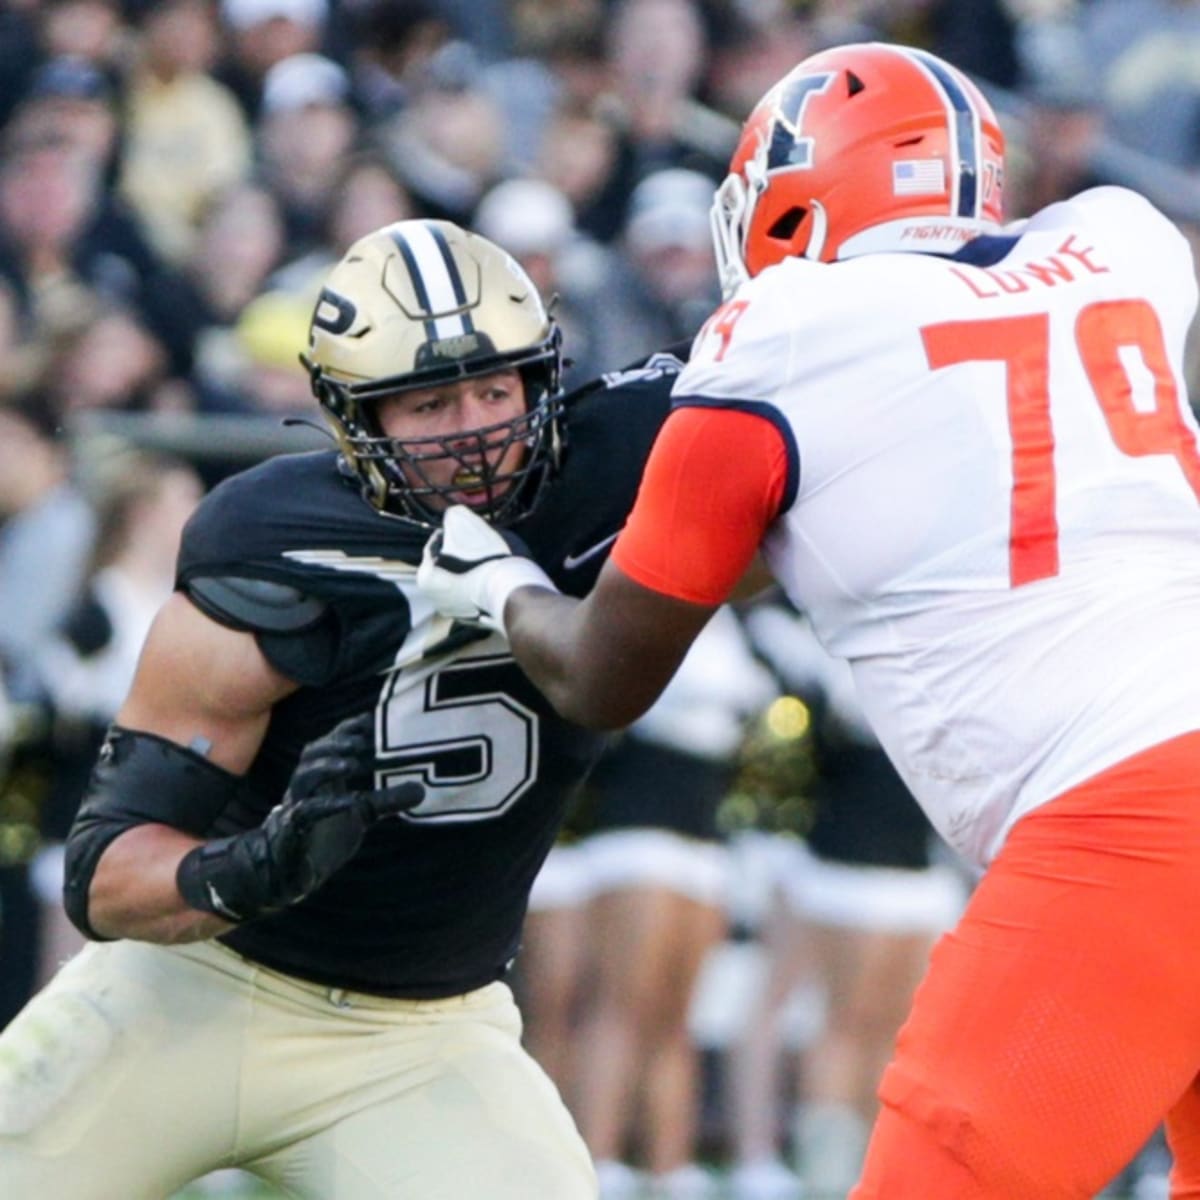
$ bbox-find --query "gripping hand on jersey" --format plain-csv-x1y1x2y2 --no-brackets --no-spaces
417,504,558,635
176,713,423,923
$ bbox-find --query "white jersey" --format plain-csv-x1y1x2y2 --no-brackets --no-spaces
677,187,1200,866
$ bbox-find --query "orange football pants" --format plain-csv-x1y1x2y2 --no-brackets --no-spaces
850,730,1200,1199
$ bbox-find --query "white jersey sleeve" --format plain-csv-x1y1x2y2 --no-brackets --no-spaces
676,187,1200,866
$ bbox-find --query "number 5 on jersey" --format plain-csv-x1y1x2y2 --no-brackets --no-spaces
923,299,1200,587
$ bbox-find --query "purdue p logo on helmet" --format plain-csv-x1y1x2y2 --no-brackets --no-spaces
305,219,564,527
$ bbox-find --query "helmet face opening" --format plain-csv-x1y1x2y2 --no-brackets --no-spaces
711,42,1006,294
305,220,565,528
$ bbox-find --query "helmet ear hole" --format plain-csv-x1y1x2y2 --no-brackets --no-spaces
768,207,807,241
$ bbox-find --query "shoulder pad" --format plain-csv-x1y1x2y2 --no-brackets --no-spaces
186,574,328,635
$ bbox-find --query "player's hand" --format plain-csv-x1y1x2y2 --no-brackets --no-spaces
416,505,558,635
176,713,423,923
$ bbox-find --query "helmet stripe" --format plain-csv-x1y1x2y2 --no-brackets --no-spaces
902,47,981,220
387,223,473,342
428,223,476,334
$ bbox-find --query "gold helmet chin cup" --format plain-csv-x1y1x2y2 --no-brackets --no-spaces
304,219,565,528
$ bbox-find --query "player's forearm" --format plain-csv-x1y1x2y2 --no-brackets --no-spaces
503,587,675,731
87,825,235,944
501,585,628,724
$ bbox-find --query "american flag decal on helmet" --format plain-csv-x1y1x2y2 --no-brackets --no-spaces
893,159,947,196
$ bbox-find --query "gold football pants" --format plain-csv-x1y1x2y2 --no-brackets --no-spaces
0,938,596,1199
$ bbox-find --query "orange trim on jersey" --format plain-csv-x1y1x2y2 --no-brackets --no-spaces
611,405,790,605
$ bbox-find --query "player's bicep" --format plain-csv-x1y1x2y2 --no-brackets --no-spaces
611,404,792,605
118,592,298,773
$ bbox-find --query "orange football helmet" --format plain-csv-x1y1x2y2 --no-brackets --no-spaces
711,42,1006,295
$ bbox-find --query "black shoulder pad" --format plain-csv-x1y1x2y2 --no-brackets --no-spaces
186,574,328,635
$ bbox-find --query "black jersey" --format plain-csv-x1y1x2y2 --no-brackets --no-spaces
174,357,680,997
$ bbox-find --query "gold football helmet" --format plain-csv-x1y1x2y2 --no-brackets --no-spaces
304,219,564,526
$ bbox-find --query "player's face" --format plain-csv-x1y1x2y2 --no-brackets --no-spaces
374,368,529,511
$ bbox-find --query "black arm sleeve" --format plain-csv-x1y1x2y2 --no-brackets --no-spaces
63,726,258,940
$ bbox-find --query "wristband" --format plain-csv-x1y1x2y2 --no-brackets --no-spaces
176,830,276,923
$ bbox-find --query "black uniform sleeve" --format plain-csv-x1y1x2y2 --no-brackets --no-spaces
514,351,681,595
175,452,418,687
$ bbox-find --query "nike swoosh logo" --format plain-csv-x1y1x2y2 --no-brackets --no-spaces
563,532,619,570
206,882,241,922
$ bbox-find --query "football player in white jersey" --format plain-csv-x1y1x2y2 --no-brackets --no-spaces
418,41,1200,1199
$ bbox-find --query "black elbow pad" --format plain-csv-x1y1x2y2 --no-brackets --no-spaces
63,727,256,941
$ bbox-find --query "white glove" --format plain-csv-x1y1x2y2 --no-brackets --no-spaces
417,505,558,635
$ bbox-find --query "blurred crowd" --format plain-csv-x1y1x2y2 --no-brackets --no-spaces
0,0,1198,1197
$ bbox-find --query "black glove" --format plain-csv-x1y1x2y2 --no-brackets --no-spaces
176,713,422,922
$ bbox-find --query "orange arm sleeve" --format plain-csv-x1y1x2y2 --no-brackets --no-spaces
611,404,793,605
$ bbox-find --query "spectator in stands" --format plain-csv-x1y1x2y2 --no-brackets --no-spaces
0,133,101,360
1081,0,1200,171
33,0,127,78
8,55,122,183
0,401,95,702
605,0,726,182
536,101,628,244
268,150,417,304
32,451,203,989
41,306,172,419
119,0,254,265
182,180,288,410
215,0,329,121
254,52,360,253
226,287,320,414
586,167,722,368
701,9,815,125
0,401,95,1021
0,129,198,382
344,0,456,123
472,176,611,387
373,38,508,223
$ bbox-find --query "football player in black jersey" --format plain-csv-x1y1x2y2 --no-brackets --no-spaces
0,220,682,1199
